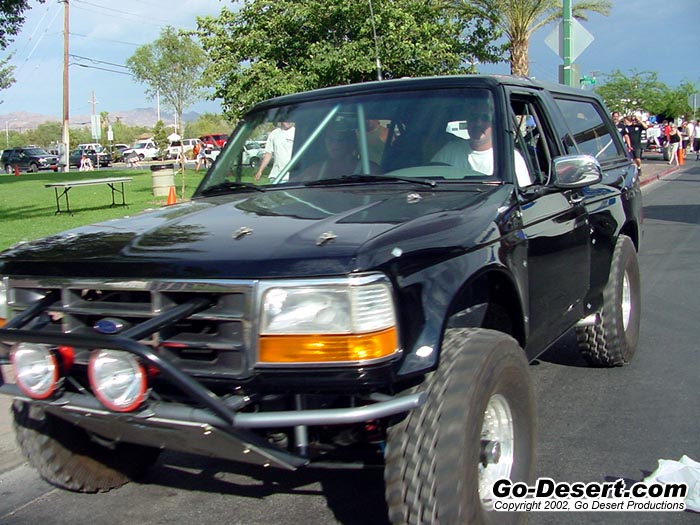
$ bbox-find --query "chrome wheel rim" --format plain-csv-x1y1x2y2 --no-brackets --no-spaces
621,271,632,331
479,393,514,510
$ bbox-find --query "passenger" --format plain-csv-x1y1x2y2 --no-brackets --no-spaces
302,123,381,181
365,119,389,165
432,99,532,187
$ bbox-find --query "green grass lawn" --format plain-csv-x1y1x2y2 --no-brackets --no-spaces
0,166,216,251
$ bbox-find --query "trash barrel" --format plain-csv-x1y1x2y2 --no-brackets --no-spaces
150,163,175,196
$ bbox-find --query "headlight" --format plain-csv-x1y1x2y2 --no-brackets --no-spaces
11,343,59,399
258,274,399,365
88,349,147,412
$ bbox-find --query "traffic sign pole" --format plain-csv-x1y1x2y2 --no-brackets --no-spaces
563,0,572,86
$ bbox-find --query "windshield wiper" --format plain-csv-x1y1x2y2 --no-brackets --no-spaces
304,174,437,188
199,181,266,196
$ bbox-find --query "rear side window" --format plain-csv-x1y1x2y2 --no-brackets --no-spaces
553,97,626,163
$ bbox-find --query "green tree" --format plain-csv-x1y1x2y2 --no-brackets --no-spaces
453,0,611,76
183,112,233,139
595,69,668,116
152,120,169,157
0,54,15,98
196,0,503,120
126,26,206,136
670,81,700,120
25,121,62,148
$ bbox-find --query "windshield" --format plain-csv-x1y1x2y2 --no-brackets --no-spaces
26,148,50,156
195,87,498,196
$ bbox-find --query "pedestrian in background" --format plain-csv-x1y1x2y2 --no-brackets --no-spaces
194,141,206,172
685,119,697,155
625,115,647,173
667,124,682,166
612,111,631,152
254,121,295,183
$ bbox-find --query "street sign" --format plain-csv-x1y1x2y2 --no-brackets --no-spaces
91,115,101,140
545,18,594,61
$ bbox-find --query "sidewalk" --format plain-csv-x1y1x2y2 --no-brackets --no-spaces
638,154,686,187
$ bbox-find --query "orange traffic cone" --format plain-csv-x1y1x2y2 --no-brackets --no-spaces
166,186,177,205
678,148,684,165
13,164,19,176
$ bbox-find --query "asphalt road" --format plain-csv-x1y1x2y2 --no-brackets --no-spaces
1,161,699,524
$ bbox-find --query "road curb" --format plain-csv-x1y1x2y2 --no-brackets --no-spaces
640,165,680,187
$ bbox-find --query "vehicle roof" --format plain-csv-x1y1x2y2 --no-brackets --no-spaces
250,74,603,112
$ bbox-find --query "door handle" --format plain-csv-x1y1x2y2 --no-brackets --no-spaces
569,193,585,204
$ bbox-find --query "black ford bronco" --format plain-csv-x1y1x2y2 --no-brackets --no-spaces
0,76,641,524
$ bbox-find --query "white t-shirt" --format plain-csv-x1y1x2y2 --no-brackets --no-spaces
265,126,295,180
432,138,532,187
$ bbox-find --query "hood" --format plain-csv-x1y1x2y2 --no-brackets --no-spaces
0,184,513,279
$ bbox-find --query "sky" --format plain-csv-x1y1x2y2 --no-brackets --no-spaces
0,0,699,124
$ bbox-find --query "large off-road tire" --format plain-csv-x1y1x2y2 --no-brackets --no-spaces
12,400,160,492
576,235,640,366
384,328,536,525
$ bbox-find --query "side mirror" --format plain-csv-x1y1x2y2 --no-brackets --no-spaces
552,154,602,189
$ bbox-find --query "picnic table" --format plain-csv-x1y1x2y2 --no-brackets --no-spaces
45,176,133,215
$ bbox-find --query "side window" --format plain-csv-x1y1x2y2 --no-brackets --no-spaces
554,97,625,163
509,96,555,186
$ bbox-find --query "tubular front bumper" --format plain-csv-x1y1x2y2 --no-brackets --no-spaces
0,328,425,470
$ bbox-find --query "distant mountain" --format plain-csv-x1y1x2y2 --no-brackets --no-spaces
0,108,202,131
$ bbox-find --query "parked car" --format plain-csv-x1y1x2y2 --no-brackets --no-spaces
166,138,200,159
1,146,58,173
68,148,111,168
199,133,228,148
122,139,159,161
112,143,130,162
0,75,642,524
242,140,266,167
76,143,103,152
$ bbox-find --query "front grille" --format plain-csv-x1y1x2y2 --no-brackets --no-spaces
6,277,255,378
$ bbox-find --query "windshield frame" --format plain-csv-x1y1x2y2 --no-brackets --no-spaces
194,84,505,198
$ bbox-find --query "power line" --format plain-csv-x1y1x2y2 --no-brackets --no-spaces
69,32,141,47
70,53,130,69
72,0,173,27
13,4,62,77
71,62,134,76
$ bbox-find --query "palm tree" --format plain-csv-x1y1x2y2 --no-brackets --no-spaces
454,0,611,76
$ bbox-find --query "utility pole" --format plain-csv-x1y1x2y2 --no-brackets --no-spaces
61,0,70,172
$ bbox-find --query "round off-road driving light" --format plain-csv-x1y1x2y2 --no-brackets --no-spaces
88,349,147,412
10,343,59,399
